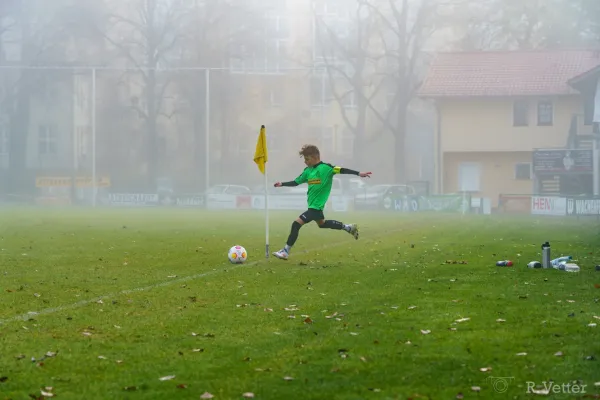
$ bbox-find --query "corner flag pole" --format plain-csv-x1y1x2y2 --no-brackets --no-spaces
253,125,269,259
264,155,269,259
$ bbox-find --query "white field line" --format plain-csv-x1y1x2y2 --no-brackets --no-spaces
0,227,406,325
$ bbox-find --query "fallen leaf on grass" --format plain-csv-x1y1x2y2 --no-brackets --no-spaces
159,375,176,381
360,356,367,362
242,392,254,398
304,317,313,324
264,308,273,312
176,384,187,389
200,392,214,399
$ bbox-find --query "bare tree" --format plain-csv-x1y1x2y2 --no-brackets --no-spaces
314,0,439,182
455,0,586,50
92,0,190,190
173,0,266,189
313,1,386,169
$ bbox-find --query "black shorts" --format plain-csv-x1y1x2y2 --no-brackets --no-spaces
299,208,325,223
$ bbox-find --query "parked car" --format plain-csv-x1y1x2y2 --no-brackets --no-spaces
354,184,416,210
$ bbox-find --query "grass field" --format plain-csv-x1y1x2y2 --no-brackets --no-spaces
0,208,599,400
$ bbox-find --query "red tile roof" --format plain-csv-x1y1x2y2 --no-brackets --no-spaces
418,50,600,98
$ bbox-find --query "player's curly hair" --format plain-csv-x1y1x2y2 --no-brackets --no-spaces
299,144,320,158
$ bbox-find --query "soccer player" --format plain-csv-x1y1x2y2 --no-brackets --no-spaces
272,144,372,260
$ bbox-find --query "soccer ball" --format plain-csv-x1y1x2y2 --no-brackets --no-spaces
228,245,248,264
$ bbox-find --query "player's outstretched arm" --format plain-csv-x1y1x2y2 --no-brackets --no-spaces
333,166,372,178
274,181,299,187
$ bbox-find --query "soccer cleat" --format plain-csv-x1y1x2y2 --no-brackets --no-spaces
347,224,359,240
273,249,289,260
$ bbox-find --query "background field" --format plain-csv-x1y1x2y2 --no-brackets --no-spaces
0,208,599,399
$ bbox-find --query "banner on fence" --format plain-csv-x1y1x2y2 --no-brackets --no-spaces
566,198,600,215
109,193,159,206
174,194,204,207
531,196,566,216
390,195,470,213
36,176,111,188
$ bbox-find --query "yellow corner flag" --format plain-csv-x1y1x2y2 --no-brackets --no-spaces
253,125,268,174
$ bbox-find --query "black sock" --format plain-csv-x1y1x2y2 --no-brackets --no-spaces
286,221,302,247
319,220,345,230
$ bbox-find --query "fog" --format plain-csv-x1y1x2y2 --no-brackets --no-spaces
0,0,597,210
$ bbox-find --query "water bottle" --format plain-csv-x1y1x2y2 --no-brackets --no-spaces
496,260,513,267
551,256,572,267
542,242,551,269
528,261,542,269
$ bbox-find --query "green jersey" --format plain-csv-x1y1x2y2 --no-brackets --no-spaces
293,162,343,211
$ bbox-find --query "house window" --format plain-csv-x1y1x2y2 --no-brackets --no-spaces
38,125,57,155
513,100,529,126
458,162,481,192
515,162,532,180
537,100,553,126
